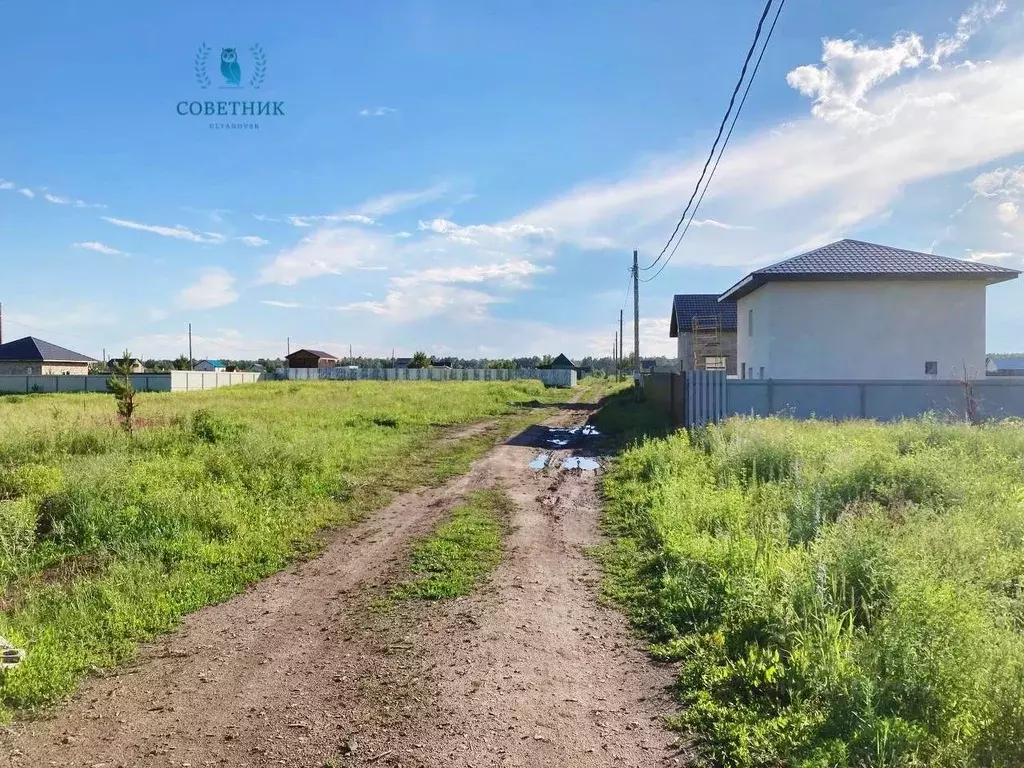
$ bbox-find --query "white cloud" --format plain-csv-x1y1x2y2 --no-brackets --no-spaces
416,217,553,245
285,213,377,228
932,1,1006,67
690,218,753,231
239,235,269,247
359,107,398,117
512,34,1024,270
357,184,449,217
0,179,14,190
121,330,282,360
394,231,412,238
258,227,390,285
997,201,1019,223
39,191,104,208
784,1,1004,128
965,249,1024,269
336,284,499,322
19,188,34,198
786,33,927,126
73,241,123,255
261,300,302,308
392,260,551,289
103,217,226,244
177,268,239,309
148,308,169,322
6,303,116,336
971,166,1024,197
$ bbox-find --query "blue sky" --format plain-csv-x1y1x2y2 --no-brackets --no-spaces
1,0,1023,361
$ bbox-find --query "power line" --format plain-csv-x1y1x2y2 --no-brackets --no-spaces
641,0,785,284
641,0,779,273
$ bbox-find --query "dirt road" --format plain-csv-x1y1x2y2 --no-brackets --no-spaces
3,404,682,767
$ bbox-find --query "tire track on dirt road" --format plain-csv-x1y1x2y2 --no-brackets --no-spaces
3,402,683,768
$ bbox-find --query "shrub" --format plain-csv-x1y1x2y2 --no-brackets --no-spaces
602,416,1024,767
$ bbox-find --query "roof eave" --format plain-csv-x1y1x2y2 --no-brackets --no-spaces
718,274,758,302
721,269,1019,300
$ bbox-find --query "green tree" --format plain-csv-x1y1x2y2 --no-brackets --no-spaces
172,354,191,371
409,351,431,369
107,349,138,436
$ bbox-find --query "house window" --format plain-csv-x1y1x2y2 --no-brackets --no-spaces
741,362,747,379
748,309,754,337
925,361,938,376
705,356,726,370
759,366,765,380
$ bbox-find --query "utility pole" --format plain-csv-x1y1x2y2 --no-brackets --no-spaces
619,308,624,382
287,337,290,356
188,323,193,370
632,250,640,385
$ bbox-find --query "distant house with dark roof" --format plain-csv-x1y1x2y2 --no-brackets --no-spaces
194,359,226,372
718,239,1019,380
392,357,413,369
987,354,1024,376
548,353,577,369
670,294,738,374
547,353,590,376
285,349,338,370
0,336,96,375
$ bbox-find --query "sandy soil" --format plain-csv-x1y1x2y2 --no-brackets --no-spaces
3,404,685,768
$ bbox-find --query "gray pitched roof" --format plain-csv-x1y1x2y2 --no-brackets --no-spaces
720,239,1020,301
550,353,578,368
0,336,96,363
670,294,738,337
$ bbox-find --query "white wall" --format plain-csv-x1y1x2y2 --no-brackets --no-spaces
736,280,988,380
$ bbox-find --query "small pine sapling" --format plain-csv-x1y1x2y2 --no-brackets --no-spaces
107,349,138,435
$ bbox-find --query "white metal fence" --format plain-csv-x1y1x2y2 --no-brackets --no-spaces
0,371,262,394
286,367,577,388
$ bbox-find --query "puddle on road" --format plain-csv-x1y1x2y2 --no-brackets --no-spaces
538,425,602,449
561,457,600,471
522,424,603,471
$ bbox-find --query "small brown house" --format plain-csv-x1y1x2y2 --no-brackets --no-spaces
286,348,339,370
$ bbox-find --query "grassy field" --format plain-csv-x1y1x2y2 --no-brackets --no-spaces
393,489,511,600
0,379,574,720
602,416,1024,768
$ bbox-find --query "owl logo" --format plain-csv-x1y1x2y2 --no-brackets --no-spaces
220,48,242,87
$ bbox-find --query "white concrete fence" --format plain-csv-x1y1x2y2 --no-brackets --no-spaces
0,371,262,394
286,366,577,388
645,371,1024,426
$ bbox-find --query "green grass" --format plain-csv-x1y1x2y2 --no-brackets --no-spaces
601,415,1024,768
393,489,510,600
0,379,586,720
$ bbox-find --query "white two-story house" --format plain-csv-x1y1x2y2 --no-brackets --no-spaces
718,239,1020,380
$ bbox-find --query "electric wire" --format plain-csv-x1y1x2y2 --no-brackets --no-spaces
641,0,778,273
641,0,785,283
